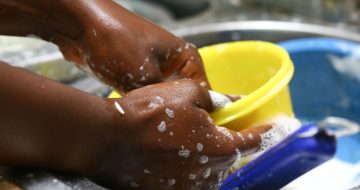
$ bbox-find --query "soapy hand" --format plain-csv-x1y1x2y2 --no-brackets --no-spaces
0,0,209,93
56,1,210,92
86,79,271,189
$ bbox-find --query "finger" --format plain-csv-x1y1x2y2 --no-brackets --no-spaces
160,41,211,89
206,124,273,157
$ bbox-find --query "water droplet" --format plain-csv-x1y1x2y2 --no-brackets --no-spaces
169,131,174,136
202,168,211,179
200,81,207,87
192,129,196,133
168,178,176,186
176,47,182,52
185,43,190,49
139,65,144,70
206,133,211,138
237,132,245,141
207,116,213,124
165,108,174,118
216,126,234,141
196,143,203,152
235,148,241,159
130,182,139,187
114,101,125,114
217,171,224,183
248,133,253,140
144,169,151,174
189,173,196,180
199,155,209,164
126,73,134,80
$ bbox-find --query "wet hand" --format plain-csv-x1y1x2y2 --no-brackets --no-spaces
85,79,271,189
58,1,209,92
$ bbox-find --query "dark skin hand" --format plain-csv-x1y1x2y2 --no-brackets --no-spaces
0,62,271,189
0,0,209,93
0,0,273,189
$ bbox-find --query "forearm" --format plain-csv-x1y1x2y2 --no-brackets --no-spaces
0,61,116,174
0,0,138,39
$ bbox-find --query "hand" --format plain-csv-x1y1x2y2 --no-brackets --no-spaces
85,79,271,189
57,1,210,92
0,0,209,93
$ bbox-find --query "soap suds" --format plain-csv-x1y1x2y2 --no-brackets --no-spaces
230,115,301,173
208,90,232,110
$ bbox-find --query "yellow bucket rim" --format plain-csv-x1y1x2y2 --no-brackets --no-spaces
201,41,294,126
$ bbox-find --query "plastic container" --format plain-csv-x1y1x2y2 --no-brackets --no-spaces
279,37,360,164
109,41,295,131
200,41,295,130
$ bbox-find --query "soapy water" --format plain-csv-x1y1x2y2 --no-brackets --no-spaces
230,115,302,173
208,90,302,172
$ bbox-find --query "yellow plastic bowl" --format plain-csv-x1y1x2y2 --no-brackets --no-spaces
201,41,295,130
109,41,295,131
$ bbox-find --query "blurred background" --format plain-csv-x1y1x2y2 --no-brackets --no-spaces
1,0,360,189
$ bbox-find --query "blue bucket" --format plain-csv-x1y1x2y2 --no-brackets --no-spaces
279,37,360,164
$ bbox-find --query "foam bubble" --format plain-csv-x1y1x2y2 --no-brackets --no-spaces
189,173,196,180
248,133,253,140
216,126,234,141
144,169,151,174
230,115,301,173
126,73,134,80
237,132,245,141
208,90,232,110
157,121,166,133
130,182,139,187
199,155,209,164
178,149,190,158
196,143,204,152
258,116,301,152
165,108,174,118
156,96,165,104
235,148,241,159
168,179,176,186
144,57,149,63
176,47,182,52
202,168,211,179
